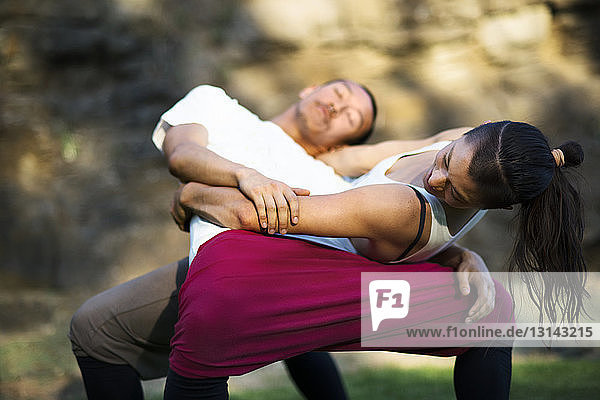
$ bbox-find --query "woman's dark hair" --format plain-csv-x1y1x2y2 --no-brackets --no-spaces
464,121,588,323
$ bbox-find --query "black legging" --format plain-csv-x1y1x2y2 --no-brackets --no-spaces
163,347,513,400
285,352,348,400
76,356,144,400
454,347,512,400
76,351,348,400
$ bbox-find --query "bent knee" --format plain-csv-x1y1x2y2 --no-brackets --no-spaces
69,298,99,356
69,291,119,357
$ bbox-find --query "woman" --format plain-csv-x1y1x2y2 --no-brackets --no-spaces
166,121,586,399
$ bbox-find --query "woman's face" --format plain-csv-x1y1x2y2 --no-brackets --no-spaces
422,136,481,209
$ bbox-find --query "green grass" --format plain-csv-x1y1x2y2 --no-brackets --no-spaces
510,358,600,399
0,331,76,381
226,358,600,400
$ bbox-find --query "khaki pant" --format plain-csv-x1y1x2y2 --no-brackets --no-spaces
69,258,189,380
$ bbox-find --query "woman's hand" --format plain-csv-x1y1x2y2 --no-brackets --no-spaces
455,250,496,323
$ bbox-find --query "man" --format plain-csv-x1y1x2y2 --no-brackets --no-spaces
157,80,378,262
70,79,490,399
70,79,377,400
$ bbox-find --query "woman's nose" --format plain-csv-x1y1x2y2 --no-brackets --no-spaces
428,168,447,191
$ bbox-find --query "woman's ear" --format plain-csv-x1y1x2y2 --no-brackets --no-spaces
299,85,318,99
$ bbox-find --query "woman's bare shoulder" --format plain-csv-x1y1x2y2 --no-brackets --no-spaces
358,183,429,242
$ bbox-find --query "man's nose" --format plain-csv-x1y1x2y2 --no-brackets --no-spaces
429,168,447,191
327,103,338,118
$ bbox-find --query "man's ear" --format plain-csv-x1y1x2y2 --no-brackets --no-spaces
299,85,318,99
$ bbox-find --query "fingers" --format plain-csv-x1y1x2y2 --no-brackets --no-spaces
292,188,310,196
274,191,289,234
454,252,496,323
256,185,304,234
251,194,268,230
171,210,189,232
170,186,186,231
467,295,495,323
267,187,295,234
466,274,496,323
456,271,471,296
286,191,300,226
251,190,283,234
170,198,190,232
282,188,299,229
288,188,310,226
242,176,304,234
262,193,278,234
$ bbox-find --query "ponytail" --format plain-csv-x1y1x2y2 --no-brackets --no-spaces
467,122,589,323
508,147,589,322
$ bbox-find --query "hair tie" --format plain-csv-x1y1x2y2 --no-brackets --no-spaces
551,148,565,168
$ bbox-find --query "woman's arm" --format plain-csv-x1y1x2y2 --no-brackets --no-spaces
317,127,473,177
174,182,425,262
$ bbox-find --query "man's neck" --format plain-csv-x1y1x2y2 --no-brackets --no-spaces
271,106,321,157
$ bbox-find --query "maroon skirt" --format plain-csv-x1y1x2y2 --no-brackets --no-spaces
170,230,513,378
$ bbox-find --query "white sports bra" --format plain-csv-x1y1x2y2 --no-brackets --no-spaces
288,141,487,262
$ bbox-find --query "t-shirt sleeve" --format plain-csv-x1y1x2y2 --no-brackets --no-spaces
151,85,241,151
151,120,167,152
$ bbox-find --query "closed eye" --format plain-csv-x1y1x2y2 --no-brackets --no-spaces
346,112,354,126
345,109,360,128
450,186,460,202
443,143,467,203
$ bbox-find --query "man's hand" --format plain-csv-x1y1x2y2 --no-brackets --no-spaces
171,184,193,232
455,250,496,323
235,168,309,235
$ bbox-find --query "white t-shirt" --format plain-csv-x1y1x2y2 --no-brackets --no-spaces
152,85,354,262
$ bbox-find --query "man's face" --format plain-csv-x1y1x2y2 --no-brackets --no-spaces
294,80,374,152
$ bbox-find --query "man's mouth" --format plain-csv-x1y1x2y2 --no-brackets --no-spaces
317,103,329,125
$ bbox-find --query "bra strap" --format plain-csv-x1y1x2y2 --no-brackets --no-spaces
396,186,426,261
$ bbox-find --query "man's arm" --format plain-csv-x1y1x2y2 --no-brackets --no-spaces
162,122,305,234
317,127,473,177
163,122,253,186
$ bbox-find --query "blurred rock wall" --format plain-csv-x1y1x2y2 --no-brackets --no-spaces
1,0,599,288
